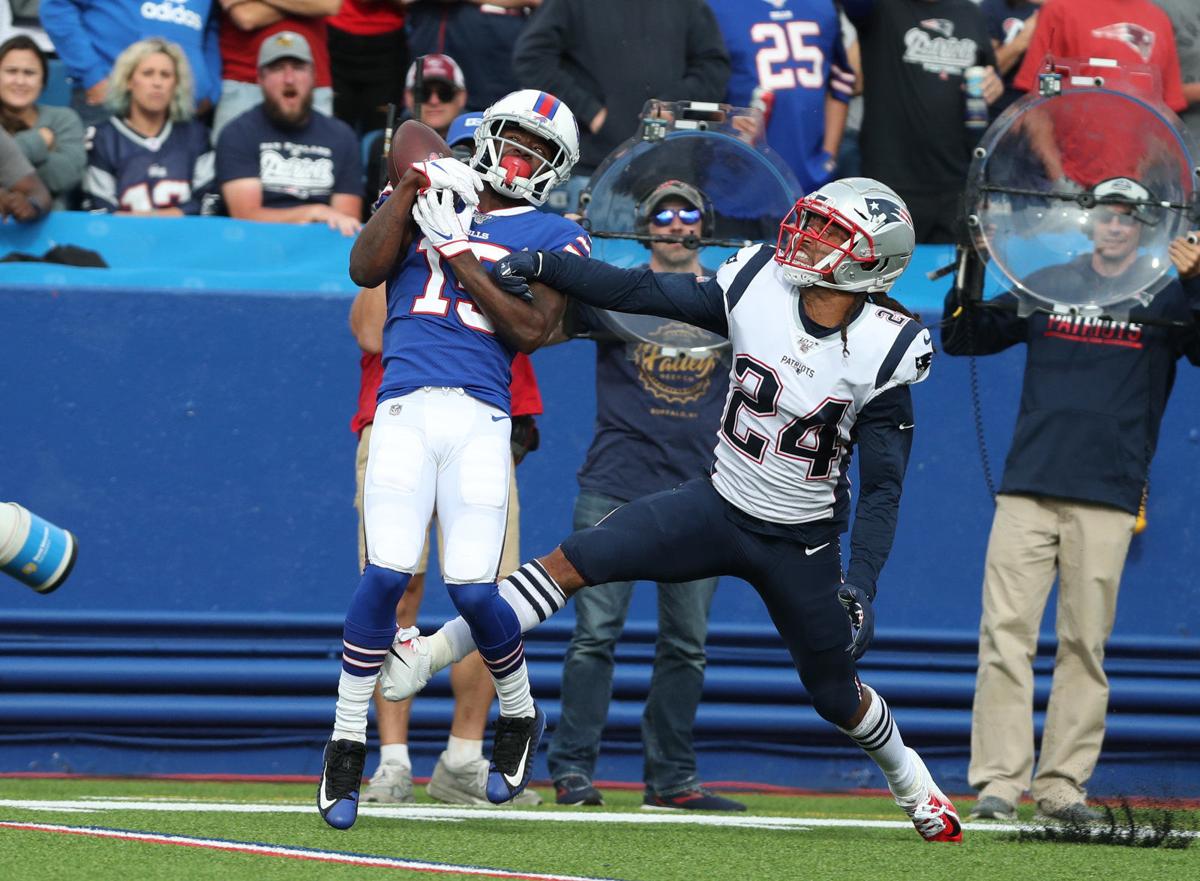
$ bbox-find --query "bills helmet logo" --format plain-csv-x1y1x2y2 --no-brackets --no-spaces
1092,22,1156,63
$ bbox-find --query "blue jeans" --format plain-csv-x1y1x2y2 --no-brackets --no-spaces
547,490,719,796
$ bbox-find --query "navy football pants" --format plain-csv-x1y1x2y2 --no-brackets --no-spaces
561,478,861,724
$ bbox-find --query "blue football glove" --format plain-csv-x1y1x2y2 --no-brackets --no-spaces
490,250,543,302
837,585,875,661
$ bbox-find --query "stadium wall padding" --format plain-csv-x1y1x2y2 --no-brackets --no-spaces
2,215,1198,795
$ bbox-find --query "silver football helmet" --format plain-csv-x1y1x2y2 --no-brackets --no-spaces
775,177,916,293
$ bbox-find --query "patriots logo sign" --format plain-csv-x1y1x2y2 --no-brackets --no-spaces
1092,22,1156,63
920,18,955,38
866,198,913,229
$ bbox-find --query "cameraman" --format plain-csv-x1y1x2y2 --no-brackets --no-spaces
941,177,1200,824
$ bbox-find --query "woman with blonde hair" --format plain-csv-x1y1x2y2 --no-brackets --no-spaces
0,35,86,208
83,38,214,215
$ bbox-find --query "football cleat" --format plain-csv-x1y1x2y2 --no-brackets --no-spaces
379,627,432,702
317,738,367,830
485,704,545,804
363,759,414,804
428,752,542,806
894,749,963,843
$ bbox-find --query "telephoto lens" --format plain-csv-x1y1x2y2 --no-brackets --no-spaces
0,502,78,594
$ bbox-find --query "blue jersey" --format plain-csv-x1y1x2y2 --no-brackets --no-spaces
83,117,215,214
708,0,851,195
379,206,590,413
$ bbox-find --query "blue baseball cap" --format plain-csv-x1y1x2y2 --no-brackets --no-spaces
446,113,484,148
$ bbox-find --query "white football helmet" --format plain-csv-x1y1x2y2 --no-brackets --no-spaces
470,89,580,206
775,177,916,293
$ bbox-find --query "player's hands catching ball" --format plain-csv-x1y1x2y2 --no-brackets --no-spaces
838,584,875,661
413,187,474,257
490,250,543,302
1168,232,1200,280
410,157,483,207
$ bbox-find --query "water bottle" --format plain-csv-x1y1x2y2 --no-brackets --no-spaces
0,502,78,594
964,66,989,131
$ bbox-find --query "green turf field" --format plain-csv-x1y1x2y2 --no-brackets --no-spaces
0,778,1195,881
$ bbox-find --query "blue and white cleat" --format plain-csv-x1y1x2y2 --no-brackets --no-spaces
317,738,367,830
485,704,546,804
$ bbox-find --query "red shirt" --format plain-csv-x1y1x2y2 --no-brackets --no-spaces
1014,0,1185,111
351,351,544,434
219,15,333,87
329,0,405,36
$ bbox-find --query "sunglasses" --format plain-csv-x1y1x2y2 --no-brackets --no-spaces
414,82,458,104
650,207,703,227
1093,208,1137,227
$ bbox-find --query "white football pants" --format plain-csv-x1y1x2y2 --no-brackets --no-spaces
364,388,512,584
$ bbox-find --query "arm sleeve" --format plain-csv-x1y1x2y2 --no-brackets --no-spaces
333,128,363,196
1013,1,1061,92
180,134,216,216
215,125,257,184
81,129,119,212
839,0,876,29
939,287,1027,356
536,250,729,336
845,384,914,596
511,1,604,126
39,0,111,89
828,36,856,104
202,10,223,106
29,109,87,195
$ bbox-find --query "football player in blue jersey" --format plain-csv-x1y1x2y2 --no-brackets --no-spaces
317,89,590,830
707,0,856,195
383,178,965,843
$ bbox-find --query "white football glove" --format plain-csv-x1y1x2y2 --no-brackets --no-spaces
409,157,483,207
413,187,474,258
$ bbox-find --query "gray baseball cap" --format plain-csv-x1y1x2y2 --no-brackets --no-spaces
258,31,314,68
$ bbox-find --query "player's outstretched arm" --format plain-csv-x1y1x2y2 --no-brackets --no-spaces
348,169,423,288
491,250,728,336
449,252,567,353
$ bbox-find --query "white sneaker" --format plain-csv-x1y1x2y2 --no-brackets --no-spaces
379,627,432,702
362,759,414,804
893,748,963,843
427,752,542,806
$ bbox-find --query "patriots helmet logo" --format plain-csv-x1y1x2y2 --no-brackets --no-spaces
866,198,913,231
920,18,955,38
1092,22,1156,63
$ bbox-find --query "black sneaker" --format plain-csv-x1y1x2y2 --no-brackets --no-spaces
555,774,604,806
317,739,367,830
642,787,747,812
486,704,545,804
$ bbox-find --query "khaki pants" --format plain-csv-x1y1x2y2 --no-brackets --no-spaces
354,424,521,578
969,493,1134,808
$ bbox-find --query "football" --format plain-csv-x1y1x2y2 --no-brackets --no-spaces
389,119,452,186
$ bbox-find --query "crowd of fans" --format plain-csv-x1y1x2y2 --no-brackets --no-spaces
2,1,1194,231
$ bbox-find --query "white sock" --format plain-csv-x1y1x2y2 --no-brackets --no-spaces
493,660,535,718
432,618,474,670
379,743,410,768
333,670,377,743
445,735,483,767
839,685,919,798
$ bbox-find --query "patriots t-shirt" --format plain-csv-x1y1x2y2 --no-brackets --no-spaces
215,106,361,209
379,206,590,414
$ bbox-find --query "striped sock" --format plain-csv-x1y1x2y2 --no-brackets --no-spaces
839,685,919,797
498,560,567,630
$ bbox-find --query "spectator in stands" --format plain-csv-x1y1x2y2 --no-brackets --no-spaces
328,0,408,136
82,38,214,215
545,180,742,812
942,187,1200,824
843,0,1002,243
405,0,534,112
981,0,1041,117
362,54,468,206
0,35,86,209
213,0,339,140
40,0,220,129
707,0,856,197
1150,0,1200,145
0,125,52,220
216,31,362,234
512,0,729,213
0,1,54,54
352,112,542,806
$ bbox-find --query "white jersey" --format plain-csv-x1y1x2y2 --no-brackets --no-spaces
709,245,933,525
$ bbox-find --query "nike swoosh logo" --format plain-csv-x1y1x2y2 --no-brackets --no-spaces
491,415,509,422
388,647,410,668
503,746,529,789
898,423,915,430
318,771,337,811
805,542,831,556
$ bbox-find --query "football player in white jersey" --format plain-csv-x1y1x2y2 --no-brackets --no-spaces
381,178,961,842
